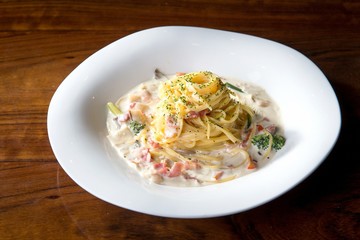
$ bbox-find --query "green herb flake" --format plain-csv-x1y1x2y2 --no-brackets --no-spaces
251,133,286,151
251,134,270,150
128,120,145,135
225,82,244,93
272,135,286,151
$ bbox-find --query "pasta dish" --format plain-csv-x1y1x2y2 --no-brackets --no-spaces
106,70,285,186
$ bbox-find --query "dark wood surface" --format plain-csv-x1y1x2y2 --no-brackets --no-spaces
1,1,359,239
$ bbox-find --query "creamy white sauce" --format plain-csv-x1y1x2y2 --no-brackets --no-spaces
106,74,283,187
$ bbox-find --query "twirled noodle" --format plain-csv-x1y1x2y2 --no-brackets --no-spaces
148,71,252,162
106,70,285,186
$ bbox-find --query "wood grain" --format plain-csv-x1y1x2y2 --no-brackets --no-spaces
1,1,359,239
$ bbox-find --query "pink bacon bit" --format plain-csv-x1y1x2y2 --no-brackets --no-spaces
148,139,161,149
165,116,178,138
265,124,277,134
182,172,200,182
153,162,168,175
176,72,186,76
186,109,210,119
129,102,136,109
184,160,201,170
153,160,188,178
117,112,130,123
140,148,152,162
168,162,184,177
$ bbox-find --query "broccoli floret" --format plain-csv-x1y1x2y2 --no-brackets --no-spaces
272,135,286,151
251,134,270,150
251,133,286,151
128,120,145,135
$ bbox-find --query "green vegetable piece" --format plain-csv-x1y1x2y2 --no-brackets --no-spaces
246,113,252,129
251,134,270,150
251,133,286,151
107,102,122,115
225,82,244,93
272,134,286,151
129,120,145,135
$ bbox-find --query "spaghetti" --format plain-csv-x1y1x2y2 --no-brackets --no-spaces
106,71,285,186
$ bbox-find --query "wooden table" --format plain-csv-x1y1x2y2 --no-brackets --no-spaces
1,1,359,239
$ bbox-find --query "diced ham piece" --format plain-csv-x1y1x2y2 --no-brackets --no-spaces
148,139,161,149
186,111,199,119
256,124,276,134
265,124,277,134
129,102,136,108
153,162,168,175
186,109,210,119
117,112,130,123
140,148,152,162
184,160,201,170
168,162,184,177
182,172,200,182
165,116,178,138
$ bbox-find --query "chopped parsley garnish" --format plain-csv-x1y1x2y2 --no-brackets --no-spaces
252,134,269,150
225,82,244,93
252,133,286,151
128,120,145,135
272,135,286,151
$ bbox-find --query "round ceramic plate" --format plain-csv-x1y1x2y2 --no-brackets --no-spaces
47,26,341,218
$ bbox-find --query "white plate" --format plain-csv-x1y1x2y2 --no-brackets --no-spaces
47,26,341,218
